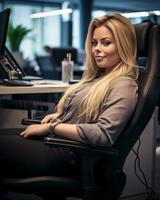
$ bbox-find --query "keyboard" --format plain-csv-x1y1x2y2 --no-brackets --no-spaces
4,79,33,86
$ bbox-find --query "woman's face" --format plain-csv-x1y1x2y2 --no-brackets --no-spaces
91,25,121,71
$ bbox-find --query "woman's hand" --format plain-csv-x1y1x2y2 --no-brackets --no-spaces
20,124,49,138
41,113,59,124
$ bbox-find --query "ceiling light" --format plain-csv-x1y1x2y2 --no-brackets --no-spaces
122,10,160,18
31,8,72,19
122,11,149,18
152,10,160,15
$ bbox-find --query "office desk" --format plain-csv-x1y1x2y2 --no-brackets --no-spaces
0,80,69,129
0,80,69,94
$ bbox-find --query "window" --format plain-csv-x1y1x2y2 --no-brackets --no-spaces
72,8,80,48
42,6,61,49
4,3,61,60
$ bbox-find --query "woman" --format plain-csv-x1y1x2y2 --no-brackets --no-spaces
21,13,138,146
0,13,138,177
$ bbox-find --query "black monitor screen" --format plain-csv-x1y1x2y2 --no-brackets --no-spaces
0,8,10,56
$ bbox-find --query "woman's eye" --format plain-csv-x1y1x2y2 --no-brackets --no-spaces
91,41,97,47
102,40,111,46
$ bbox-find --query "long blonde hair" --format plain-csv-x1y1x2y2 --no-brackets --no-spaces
57,13,138,121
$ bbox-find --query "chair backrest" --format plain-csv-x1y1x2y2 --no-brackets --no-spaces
113,22,160,167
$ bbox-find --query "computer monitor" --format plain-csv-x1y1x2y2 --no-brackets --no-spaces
0,8,25,79
0,9,42,84
0,8,10,56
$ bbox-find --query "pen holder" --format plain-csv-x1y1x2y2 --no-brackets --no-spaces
61,60,73,83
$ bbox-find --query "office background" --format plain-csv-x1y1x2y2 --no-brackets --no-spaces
0,1,160,200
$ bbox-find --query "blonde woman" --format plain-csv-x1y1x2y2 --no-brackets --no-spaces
21,13,138,146
0,13,138,177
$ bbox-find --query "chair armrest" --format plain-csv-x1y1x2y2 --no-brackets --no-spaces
44,137,118,156
21,118,41,125
21,119,118,156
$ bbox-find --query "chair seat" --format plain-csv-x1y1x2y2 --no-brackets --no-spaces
2,176,82,197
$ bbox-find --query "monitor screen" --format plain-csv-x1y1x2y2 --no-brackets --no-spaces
0,8,27,79
0,8,42,82
0,8,10,56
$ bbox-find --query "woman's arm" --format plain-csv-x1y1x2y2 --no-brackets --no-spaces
52,123,84,142
20,122,83,142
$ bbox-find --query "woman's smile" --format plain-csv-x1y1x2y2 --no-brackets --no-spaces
95,55,105,62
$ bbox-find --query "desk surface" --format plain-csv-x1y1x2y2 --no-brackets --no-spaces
0,80,70,94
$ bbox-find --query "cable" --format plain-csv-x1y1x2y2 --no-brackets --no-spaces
119,192,151,199
119,138,155,199
132,140,150,198
120,138,155,199
132,138,155,200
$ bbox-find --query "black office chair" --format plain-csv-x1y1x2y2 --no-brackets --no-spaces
1,22,160,200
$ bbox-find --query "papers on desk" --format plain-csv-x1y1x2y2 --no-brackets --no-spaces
31,80,69,85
